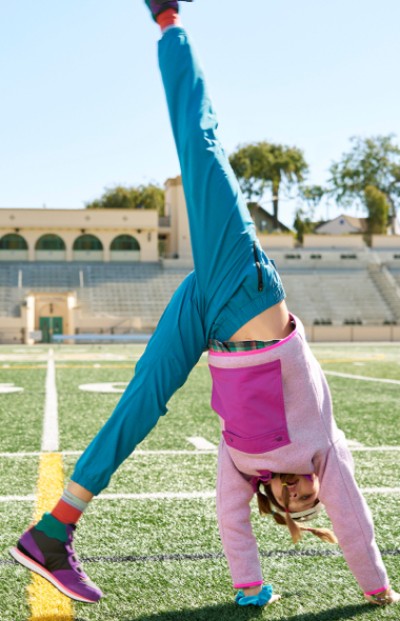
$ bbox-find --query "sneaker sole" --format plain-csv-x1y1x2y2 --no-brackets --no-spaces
9,546,100,604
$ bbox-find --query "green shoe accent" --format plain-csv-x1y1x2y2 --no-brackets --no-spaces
35,512,69,543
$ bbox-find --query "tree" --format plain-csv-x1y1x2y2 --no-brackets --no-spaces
299,184,326,209
293,207,316,244
85,184,165,216
229,141,308,229
329,134,400,230
364,185,389,235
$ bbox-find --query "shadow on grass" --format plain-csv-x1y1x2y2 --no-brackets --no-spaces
119,599,374,621
122,603,262,621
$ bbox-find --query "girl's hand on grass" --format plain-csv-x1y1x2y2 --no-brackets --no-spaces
235,584,281,607
365,588,400,605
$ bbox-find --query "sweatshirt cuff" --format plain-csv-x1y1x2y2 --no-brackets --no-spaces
234,580,263,589
364,585,389,596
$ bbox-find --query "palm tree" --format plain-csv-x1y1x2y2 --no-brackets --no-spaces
230,141,308,229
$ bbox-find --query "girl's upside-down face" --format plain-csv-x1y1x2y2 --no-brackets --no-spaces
269,474,320,513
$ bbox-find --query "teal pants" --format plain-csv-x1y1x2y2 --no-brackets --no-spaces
72,28,285,495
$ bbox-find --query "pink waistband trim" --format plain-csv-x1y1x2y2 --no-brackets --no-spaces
233,580,263,589
364,585,389,596
209,314,298,358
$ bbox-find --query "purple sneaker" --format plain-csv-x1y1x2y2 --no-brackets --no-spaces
9,524,102,604
145,0,193,22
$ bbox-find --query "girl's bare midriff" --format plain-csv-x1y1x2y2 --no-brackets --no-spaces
229,300,292,342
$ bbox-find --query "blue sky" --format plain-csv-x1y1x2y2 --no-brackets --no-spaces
1,0,399,227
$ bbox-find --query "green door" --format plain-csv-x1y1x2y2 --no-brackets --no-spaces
39,317,63,343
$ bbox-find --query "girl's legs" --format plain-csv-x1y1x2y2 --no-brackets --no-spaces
70,272,206,494
33,3,286,509
158,26,286,342
12,3,285,601
12,272,206,602
69,11,288,497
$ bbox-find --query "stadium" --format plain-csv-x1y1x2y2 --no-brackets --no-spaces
1,180,400,345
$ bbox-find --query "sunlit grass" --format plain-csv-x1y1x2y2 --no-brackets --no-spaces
1,344,399,620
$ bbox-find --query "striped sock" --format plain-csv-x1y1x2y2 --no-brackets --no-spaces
51,489,89,525
156,8,181,31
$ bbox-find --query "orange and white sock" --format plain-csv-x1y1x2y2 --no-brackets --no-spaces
156,8,181,31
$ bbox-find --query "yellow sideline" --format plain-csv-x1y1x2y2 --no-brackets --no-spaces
27,452,74,621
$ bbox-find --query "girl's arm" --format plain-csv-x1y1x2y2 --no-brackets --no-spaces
216,439,263,591
315,438,390,596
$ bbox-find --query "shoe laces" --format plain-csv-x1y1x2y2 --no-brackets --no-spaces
65,528,85,576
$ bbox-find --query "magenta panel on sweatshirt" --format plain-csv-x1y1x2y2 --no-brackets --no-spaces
210,358,291,454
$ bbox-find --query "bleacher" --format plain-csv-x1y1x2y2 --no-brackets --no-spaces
78,263,191,326
280,267,395,325
1,256,400,333
389,266,400,287
0,262,192,326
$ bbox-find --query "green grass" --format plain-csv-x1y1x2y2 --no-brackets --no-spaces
0,344,400,620
0,365,45,452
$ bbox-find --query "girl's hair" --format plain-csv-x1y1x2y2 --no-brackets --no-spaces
256,474,337,545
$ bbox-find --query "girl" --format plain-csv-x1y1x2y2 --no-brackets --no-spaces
210,315,398,606
11,0,399,608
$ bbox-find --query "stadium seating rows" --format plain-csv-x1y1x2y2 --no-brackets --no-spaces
0,260,400,327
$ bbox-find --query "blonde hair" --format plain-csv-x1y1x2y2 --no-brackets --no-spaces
256,474,337,545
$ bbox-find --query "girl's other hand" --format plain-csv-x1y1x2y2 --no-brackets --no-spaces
365,587,400,605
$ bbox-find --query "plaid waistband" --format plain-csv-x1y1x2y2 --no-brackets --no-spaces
208,338,281,353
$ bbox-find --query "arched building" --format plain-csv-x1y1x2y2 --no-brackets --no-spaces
0,176,194,343
0,176,190,265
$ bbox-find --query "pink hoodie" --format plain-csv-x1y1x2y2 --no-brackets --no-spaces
208,316,388,594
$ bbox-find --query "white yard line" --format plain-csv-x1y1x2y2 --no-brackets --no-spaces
41,349,59,452
187,437,217,450
325,371,400,385
350,446,400,452
2,446,400,459
0,449,219,458
94,491,216,501
346,439,365,448
0,495,36,502
362,487,400,494
2,487,400,503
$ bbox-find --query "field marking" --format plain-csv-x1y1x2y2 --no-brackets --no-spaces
319,356,386,364
0,383,23,393
26,351,74,619
350,446,400,452
187,437,217,450
346,439,365,448
5,547,400,568
325,370,400,385
27,452,74,620
95,491,216,501
3,445,400,459
79,382,128,393
0,495,36,502
3,486,400,504
362,487,400,494
0,449,219,458
41,349,59,452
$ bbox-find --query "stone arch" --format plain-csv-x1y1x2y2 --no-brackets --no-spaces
35,234,66,261
110,234,140,261
0,233,28,250
0,233,29,261
72,234,104,261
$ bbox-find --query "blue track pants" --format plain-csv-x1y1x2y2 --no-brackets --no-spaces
72,28,285,495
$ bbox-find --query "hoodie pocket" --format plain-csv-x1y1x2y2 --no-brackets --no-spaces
210,358,290,454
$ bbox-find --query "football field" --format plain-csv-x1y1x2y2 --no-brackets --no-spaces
0,342,399,621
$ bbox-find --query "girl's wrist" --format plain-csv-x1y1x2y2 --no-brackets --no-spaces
364,587,400,605
243,585,262,596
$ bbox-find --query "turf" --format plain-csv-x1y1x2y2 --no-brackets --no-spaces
0,343,399,620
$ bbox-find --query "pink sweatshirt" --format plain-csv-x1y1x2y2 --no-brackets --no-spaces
208,315,388,594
